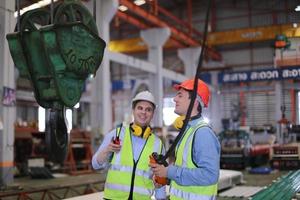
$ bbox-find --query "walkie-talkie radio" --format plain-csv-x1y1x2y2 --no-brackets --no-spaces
149,152,169,185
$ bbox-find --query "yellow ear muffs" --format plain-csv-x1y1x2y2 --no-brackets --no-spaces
131,123,143,137
173,116,186,130
131,124,152,139
142,126,152,139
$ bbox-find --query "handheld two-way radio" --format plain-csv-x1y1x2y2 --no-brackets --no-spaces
113,136,120,145
149,153,169,185
112,123,122,145
149,0,212,186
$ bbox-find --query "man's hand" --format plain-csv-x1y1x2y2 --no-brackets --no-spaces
96,139,121,164
107,139,122,153
149,162,168,178
152,175,163,188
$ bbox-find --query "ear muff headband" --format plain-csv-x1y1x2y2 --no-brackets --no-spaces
131,123,152,139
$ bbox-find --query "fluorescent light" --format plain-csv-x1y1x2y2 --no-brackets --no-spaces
295,5,300,12
134,0,146,6
89,74,94,79
38,106,45,132
66,109,72,133
74,102,80,109
118,5,128,12
14,0,58,17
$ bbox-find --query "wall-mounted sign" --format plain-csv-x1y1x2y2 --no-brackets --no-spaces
218,66,300,84
2,87,16,106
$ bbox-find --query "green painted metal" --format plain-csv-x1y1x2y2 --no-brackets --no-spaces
40,22,105,107
250,170,300,200
54,0,98,35
6,0,106,163
7,9,53,108
6,1,105,108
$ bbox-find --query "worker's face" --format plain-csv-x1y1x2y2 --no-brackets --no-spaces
173,88,190,116
133,101,154,127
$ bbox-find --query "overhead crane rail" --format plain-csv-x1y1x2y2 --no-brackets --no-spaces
109,23,300,53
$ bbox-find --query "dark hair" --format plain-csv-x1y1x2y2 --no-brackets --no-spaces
186,90,202,114
132,100,155,110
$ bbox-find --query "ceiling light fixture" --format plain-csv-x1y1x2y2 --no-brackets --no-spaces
293,23,298,28
14,0,58,17
295,5,300,12
118,5,128,12
134,0,146,6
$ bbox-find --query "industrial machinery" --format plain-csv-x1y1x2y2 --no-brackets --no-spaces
270,123,300,170
6,0,106,163
219,130,251,169
270,106,300,170
219,129,272,169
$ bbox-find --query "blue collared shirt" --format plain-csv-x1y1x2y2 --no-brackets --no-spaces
167,118,221,186
92,127,166,199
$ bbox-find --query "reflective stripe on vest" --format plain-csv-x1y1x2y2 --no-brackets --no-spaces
170,120,218,200
110,164,152,179
104,126,162,200
105,182,152,195
171,188,217,200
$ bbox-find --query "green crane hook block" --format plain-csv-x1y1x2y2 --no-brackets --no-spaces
6,9,53,108
6,0,106,163
40,22,105,107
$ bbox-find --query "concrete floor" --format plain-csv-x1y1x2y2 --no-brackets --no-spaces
0,172,106,200
0,169,290,200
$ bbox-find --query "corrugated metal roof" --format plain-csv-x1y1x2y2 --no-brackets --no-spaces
251,170,300,200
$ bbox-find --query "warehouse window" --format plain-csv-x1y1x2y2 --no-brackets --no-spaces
38,106,45,132
163,97,178,126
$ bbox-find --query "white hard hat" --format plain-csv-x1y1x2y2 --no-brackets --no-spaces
132,91,156,107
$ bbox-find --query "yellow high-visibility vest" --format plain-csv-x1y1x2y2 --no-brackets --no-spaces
170,121,218,200
104,125,163,200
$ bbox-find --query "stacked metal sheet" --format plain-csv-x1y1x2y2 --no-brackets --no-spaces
219,186,263,198
250,170,300,200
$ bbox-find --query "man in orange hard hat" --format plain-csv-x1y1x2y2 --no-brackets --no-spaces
150,79,220,200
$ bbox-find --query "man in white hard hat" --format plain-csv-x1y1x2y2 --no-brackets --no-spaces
92,91,166,200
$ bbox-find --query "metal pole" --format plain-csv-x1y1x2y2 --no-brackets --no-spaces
93,0,96,22
51,0,54,24
16,0,20,31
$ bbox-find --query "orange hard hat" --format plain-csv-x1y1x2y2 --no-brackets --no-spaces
174,79,210,107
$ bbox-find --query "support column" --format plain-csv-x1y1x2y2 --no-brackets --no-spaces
0,0,16,186
178,47,201,77
210,72,222,133
275,82,283,143
87,0,118,136
141,28,170,127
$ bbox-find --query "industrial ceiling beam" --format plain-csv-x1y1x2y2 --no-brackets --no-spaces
116,11,148,29
110,23,300,53
114,11,186,52
119,0,197,45
156,5,202,38
118,0,221,60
